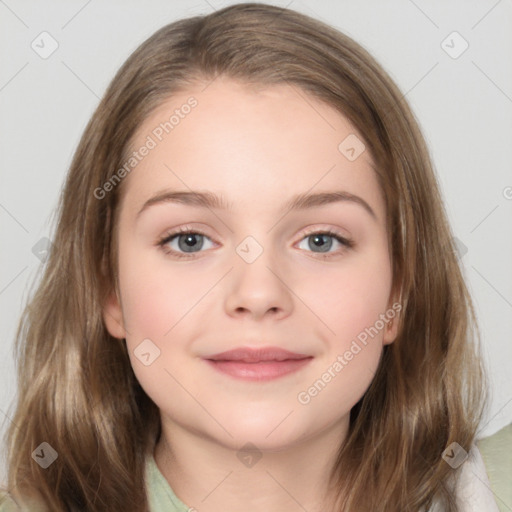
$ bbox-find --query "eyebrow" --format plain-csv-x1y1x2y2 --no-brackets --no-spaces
136,189,377,221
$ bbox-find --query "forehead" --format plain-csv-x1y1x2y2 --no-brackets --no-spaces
119,77,385,223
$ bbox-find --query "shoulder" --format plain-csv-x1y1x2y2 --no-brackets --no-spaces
454,442,501,511
478,422,512,511
425,443,501,512
0,492,20,511
0,490,49,512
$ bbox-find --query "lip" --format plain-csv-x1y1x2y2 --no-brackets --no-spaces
206,346,311,362
204,346,313,381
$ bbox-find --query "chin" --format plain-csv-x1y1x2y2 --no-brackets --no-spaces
209,414,310,451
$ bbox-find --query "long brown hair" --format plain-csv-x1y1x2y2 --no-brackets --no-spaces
1,3,487,510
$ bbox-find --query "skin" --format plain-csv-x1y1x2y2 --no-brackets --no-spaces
103,76,400,512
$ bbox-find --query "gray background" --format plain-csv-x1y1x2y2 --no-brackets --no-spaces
1,0,511,485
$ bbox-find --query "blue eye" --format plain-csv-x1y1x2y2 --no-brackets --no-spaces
157,228,354,259
158,228,214,259
297,230,354,258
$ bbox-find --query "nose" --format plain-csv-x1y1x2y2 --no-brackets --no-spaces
224,246,294,321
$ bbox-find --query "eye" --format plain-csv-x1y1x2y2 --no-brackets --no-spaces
157,227,354,260
157,227,215,259
296,229,354,258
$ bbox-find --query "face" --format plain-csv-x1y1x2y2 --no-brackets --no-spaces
103,76,400,452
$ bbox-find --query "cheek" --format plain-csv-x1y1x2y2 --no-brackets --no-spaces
297,282,390,417
117,244,204,408
296,250,392,403
304,248,393,342
117,243,208,340
121,276,183,340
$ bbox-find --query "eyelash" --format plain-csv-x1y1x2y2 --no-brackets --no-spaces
156,225,354,260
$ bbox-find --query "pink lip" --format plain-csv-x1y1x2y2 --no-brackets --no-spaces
206,346,311,362
204,346,313,381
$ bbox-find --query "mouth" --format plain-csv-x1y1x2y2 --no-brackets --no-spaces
204,346,313,381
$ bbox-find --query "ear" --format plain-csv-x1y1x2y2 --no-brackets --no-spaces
382,315,399,346
102,289,126,339
382,294,402,346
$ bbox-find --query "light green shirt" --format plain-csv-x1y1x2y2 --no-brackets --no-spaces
146,454,189,511
1,425,510,511
477,422,512,512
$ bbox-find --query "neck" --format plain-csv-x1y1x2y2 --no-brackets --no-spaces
153,418,348,512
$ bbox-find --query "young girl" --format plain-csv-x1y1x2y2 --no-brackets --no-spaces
0,3,501,511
